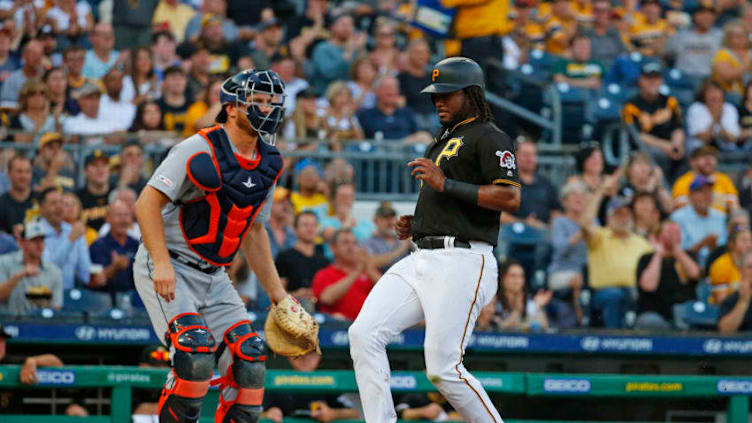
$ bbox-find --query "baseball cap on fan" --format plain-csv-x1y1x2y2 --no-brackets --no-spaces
606,196,631,216
85,149,109,166
374,204,396,217
689,175,714,191
38,132,63,149
640,61,662,76
22,220,46,240
73,81,103,99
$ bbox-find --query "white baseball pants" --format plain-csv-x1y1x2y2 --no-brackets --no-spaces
349,242,503,423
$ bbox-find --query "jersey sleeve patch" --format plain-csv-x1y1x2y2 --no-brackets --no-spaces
496,149,516,169
156,174,174,188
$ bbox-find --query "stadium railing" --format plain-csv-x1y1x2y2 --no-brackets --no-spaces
1,131,749,201
0,132,579,199
0,366,748,423
487,58,564,146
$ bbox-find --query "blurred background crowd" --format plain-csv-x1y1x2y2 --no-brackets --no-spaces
0,0,751,341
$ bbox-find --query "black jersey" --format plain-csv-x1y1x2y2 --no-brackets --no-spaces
411,117,520,246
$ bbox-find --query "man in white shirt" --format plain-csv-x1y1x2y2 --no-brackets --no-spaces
62,81,123,142
99,65,136,131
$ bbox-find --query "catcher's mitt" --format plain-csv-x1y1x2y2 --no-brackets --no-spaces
264,295,321,357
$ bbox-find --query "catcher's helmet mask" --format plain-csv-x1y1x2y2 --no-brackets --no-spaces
219,69,286,145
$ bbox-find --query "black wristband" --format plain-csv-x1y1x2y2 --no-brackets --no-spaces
443,178,479,204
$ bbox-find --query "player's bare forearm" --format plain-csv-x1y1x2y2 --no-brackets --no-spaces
243,222,286,304
27,354,63,367
135,186,171,265
478,184,520,212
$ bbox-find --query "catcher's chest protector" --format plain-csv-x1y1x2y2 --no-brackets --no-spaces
179,126,283,266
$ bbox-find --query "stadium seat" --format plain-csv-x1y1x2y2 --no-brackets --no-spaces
499,223,549,290
663,68,701,91
682,0,700,13
681,300,720,329
526,49,558,80
30,308,56,319
605,53,643,87
550,84,596,142
62,288,100,314
554,83,591,102
725,92,743,107
696,282,712,303
593,92,623,123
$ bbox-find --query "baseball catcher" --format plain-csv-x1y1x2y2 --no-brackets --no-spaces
134,69,319,423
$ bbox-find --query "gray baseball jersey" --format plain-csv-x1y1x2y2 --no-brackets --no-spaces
147,130,274,264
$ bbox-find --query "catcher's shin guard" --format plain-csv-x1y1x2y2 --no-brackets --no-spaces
158,313,217,423
213,320,266,423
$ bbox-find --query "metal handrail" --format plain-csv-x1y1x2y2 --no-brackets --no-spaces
486,59,562,145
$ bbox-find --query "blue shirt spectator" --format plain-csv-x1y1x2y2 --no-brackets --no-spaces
308,14,364,94
670,177,727,266
82,23,119,80
263,189,297,260
0,40,44,109
88,200,139,309
265,221,296,259
89,233,139,293
0,36,20,92
357,77,419,140
39,217,91,291
38,187,91,290
0,232,18,255
549,216,587,278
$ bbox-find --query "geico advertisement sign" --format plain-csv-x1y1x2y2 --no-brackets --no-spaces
543,378,591,393
37,370,76,386
390,375,417,390
718,380,752,394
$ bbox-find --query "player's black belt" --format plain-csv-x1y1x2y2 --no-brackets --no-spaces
415,236,471,249
169,251,221,274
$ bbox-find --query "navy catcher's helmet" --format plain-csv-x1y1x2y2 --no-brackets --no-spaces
218,69,286,144
421,57,485,94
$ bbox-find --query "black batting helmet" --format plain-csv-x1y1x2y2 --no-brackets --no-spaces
421,57,485,94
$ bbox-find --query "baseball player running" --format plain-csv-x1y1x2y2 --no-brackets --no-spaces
349,57,521,423
134,69,317,423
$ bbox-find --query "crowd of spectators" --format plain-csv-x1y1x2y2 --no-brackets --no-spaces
0,0,750,344
0,1,752,421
